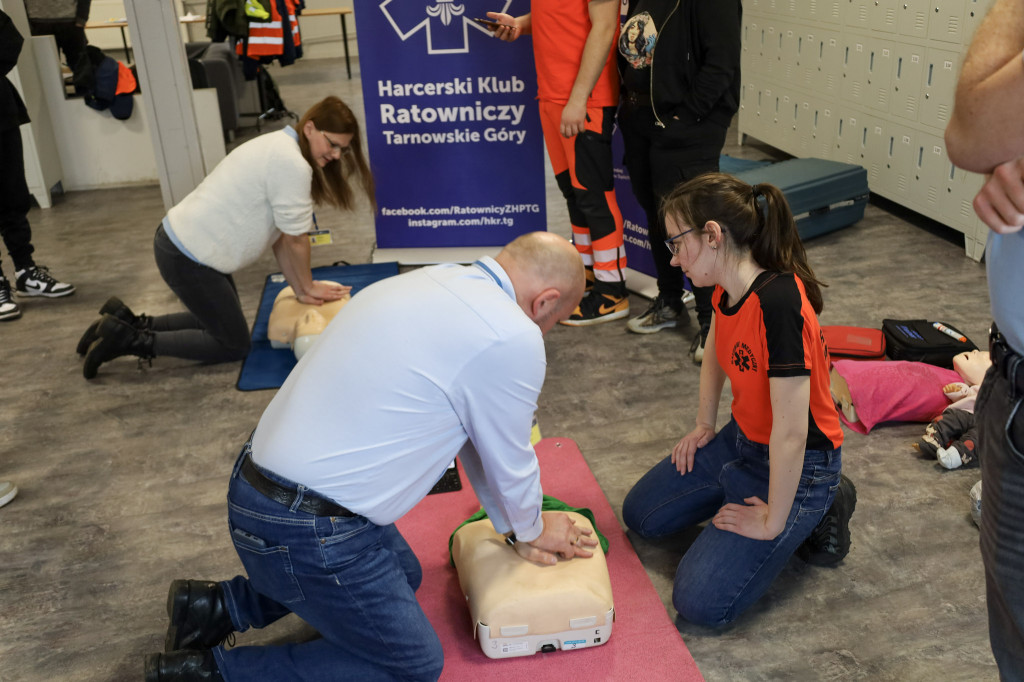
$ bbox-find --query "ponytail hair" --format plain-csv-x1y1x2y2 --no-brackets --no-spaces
660,172,826,313
297,96,377,212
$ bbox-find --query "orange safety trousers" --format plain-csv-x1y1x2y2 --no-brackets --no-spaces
538,100,626,283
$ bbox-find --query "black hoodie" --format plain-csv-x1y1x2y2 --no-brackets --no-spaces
0,11,30,133
618,0,741,132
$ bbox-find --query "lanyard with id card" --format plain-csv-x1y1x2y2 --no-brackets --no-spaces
308,212,332,246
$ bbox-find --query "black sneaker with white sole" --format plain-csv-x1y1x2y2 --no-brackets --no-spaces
15,265,75,298
0,277,21,320
560,281,629,326
627,294,687,334
797,473,857,566
690,324,710,364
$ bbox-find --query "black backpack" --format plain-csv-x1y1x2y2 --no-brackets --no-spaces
881,319,978,368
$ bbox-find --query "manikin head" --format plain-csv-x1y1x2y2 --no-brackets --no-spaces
953,349,990,386
292,309,330,360
267,286,351,360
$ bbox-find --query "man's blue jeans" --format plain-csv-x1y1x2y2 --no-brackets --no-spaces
623,419,841,627
212,442,444,681
976,359,1024,679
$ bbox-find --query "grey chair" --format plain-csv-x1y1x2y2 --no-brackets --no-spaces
186,41,246,140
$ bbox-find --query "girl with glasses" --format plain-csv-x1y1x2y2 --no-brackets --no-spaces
622,172,856,627
77,95,375,379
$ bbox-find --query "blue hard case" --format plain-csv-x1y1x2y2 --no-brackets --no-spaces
733,157,870,241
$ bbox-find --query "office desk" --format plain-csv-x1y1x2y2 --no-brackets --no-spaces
87,10,354,79
296,7,354,79
85,15,206,65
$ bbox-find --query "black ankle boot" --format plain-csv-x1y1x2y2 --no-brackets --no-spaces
82,313,156,379
165,580,235,652
144,650,224,682
76,296,151,355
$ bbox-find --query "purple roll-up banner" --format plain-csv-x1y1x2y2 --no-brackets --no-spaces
356,0,545,253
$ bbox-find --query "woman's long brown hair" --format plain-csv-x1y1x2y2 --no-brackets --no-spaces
661,172,826,313
297,96,376,212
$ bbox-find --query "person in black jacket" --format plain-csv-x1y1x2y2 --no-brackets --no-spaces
618,0,741,362
23,0,91,73
0,10,75,322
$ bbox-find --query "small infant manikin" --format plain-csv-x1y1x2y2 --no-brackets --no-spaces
950,349,990,391
267,286,350,359
918,349,991,469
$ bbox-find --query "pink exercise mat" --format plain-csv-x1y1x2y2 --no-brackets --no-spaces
396,437,704,682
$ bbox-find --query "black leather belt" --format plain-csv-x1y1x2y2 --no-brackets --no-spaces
990,324,1024,396
240,455,356,518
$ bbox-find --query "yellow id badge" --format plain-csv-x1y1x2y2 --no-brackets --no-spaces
308,229,332,246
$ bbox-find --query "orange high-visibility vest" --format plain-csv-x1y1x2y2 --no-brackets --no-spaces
237,0,301,58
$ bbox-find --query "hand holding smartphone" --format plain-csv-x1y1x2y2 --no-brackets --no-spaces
473,16,503,30
476,13,521,42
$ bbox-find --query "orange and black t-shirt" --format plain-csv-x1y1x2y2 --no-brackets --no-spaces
712,272,843,451
530,0,619,107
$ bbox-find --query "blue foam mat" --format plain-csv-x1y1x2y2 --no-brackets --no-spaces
236,262,400,391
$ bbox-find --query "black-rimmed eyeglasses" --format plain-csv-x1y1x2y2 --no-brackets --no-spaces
664,228,694,255
319,128,352,156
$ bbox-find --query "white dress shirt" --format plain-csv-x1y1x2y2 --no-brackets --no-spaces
252,257,547,542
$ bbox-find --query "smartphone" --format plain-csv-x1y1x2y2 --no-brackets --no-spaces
473,16,504,29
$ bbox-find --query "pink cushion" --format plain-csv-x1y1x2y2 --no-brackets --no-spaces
833,359,963,434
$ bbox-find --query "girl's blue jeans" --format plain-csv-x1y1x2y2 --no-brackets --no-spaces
623,418,841,627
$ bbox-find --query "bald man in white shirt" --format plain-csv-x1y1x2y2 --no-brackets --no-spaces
144,232,599,682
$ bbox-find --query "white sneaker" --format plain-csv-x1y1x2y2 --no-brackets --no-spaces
0,277,21,320
15,265,75,298
0,481,18,508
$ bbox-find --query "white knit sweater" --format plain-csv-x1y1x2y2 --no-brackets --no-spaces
166,127,313,274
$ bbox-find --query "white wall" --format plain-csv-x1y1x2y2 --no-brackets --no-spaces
32,34,225,191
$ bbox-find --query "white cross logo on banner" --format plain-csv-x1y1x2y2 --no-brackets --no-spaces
425,0,464,26
380,0,514,54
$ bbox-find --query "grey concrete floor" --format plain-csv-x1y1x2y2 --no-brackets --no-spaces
0,57,999,681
